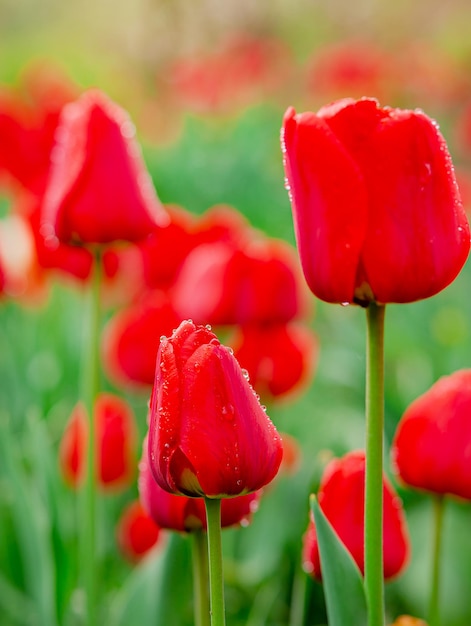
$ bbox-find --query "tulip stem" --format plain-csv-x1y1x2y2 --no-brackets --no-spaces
364,302,386,626
204,498,226,626
192,529,210,626
428,495,445,626
81,248,102,626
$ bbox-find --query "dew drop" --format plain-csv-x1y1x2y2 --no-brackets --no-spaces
241,369,250,380
340,302,350,307
221,404,235,420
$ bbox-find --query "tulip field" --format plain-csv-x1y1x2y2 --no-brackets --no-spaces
2,3,471,626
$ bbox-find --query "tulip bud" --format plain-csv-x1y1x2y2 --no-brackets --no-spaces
116,500,162,563
147,320,283,498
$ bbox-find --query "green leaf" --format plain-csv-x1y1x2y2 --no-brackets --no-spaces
311,495,367,626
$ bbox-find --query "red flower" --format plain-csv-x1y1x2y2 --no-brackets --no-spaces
391,369,471,500
116,500,162,563
282,98,470,305
147,320,283,497
229,322,317,399
59,393,137,491
172,237,309,326
102,291,182,387
139,436,259,532
41,89,167,246
303,450,409,580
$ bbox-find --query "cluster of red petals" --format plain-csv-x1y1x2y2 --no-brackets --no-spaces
172,236,309,326
229,322,317,400
391,369,471,500
59,393,137,491
139,437,259,532
102,291,182,387
116,500,162,563
282,97,470,305
303,450,409,580
41,89,167,246
147,320,283,498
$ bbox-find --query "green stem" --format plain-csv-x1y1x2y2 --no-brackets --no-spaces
204,498,226,626
289,566,310,626
192,529,210,626
80,249,102,626
428,495,445,626
364,302,386,626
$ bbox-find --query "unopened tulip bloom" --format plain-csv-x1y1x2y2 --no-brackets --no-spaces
116,500,162,562
140,436,259,532
303,450,409,580
147,320,283,497
392,369,471,500
41,89,167,246
282,98,470,305
59,393,137,490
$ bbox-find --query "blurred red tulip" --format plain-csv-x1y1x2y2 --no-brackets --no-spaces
41,89,167,246
140,436,259,532
102,291,182,388
116,500,162,563
59,393,137,491
303,450,409,580
230,322,317,400
147,320,283,497
282,98,470,305
391,369,471,500
173,236,309,326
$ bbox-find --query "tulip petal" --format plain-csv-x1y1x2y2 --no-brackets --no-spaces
282,106,368,303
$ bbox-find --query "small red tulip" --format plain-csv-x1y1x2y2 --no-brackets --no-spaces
116,500,162,563
59,393,137,491
139,436,259,532
282,98,470,305
172,237,309,326
41,89,167,246
230,322,317,399
102,291,182,387
391,369,471,500
303,450,409,580
147,320,283,497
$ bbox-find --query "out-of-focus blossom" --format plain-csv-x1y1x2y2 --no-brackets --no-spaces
306,41,395,104
147,320,283,497
389,617,428,626
0,63,78,196
102,291,182,388
59,393,137,491
169,34,291,114
282,98,470,305
41,89,167,246
229,322,317,400
173,237,309,326
116,500,162,563
139,436,259,532
391,369,471,500
303,450,409,580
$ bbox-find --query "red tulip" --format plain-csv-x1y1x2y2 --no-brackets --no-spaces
172,237,309,326
229,322,317,399
139,436,259,532
41,89,167,246
282,98,470,305
303,450,409,580
147,320,283,497
116,500,162,563
391,369,471,500
59,393,137,491
102,291,182,387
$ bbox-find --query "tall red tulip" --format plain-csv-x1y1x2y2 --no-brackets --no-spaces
391,369,471,500
303,450,409,580
147,320,283,498
41,89,167,246
281,98,470,305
